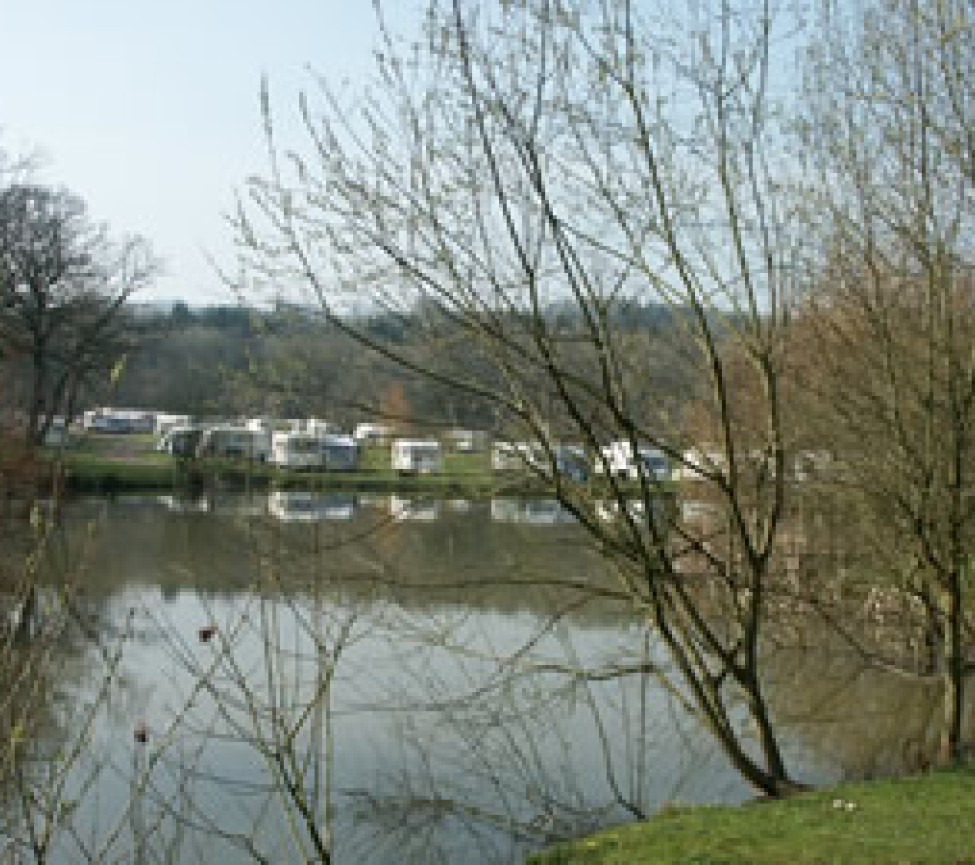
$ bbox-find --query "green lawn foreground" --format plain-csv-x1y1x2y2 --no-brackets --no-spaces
529,768,975,865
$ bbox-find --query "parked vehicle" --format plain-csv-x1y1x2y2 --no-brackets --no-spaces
552,445,589,483
673,447,726,482
158,426,203,457
83,408,155,434
391,439,442,474
42,417,68,447
321,434,359,471
155,413,192,436
270,431,324,469
491,441,543,472
354,423,394,446
599,441,670,481
443,429,488,453
197,427,270,461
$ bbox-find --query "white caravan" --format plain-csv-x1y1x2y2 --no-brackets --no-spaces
390,439,442,474
599,441,670,481
672,447,727,482
491,441,544,472
354,423,394,445
197,427,271,461
155,413,192,436
321,434,359,471
270,431,324,469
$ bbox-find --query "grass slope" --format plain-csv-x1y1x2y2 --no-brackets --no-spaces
529,769,975,865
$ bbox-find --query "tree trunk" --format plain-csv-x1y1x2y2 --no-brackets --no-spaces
939,573,965,765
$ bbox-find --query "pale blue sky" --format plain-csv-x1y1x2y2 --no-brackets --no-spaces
0,1,411,303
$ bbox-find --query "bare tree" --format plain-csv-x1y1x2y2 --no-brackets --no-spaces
0,182,157,444
800,0,975,764
233,0,812,796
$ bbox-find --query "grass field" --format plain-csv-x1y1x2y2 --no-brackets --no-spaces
43,434,520,495
529,768,975,865
37,433,679,497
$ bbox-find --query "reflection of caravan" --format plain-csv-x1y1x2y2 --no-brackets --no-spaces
599,441,670,481
197,427,271,461
389,495,440,522
489,497,573,525
390,439,442,474
268,491,356,522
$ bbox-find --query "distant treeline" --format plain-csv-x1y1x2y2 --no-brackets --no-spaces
105,300,692,433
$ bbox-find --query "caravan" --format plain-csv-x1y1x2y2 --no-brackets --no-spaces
270,431,323,469
197,427,271,461
599,441,670,481
390,439,442,474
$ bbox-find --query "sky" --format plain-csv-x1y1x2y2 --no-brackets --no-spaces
0,1,412,305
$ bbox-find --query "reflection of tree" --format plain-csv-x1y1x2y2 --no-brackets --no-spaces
338,606,722,865
8,498,959,864
0,507,137,864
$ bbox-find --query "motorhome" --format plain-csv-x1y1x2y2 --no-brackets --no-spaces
354,423,394,445
269,431,323,469
491,441,543,473
321,434,359,471
443,429,488,453
599,441,670,481
390,439,442,474
672,447,726,482
42,417,68,447
552,445,589,482
155,413,192,436
197,427,270,461
158,426,203,457
83,408,155,434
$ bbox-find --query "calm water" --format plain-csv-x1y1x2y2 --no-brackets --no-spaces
2,493,944,864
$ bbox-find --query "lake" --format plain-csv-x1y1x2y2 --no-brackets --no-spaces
1,493,945,864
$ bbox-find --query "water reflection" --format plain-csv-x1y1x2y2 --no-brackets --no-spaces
269,490,356,521
2,495,963,865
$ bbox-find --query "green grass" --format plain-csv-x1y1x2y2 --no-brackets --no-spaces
48,435,669,497
529,768,975,865
52,450,510,496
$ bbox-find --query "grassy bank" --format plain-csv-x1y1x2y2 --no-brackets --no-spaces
33,434,679,497
529,768,975,865
54,453,505,495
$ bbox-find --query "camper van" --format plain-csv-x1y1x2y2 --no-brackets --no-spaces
270,431,323,469
354,423,394,446
155,413,192,436
390,439,442,474
197,427,270,461
491,441,543,473
599,441,670,481
321,434,359,471
158,426,203,457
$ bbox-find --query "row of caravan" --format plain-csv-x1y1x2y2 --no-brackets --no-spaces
160,427,448,474
491,440,672,482
159,426,361,470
